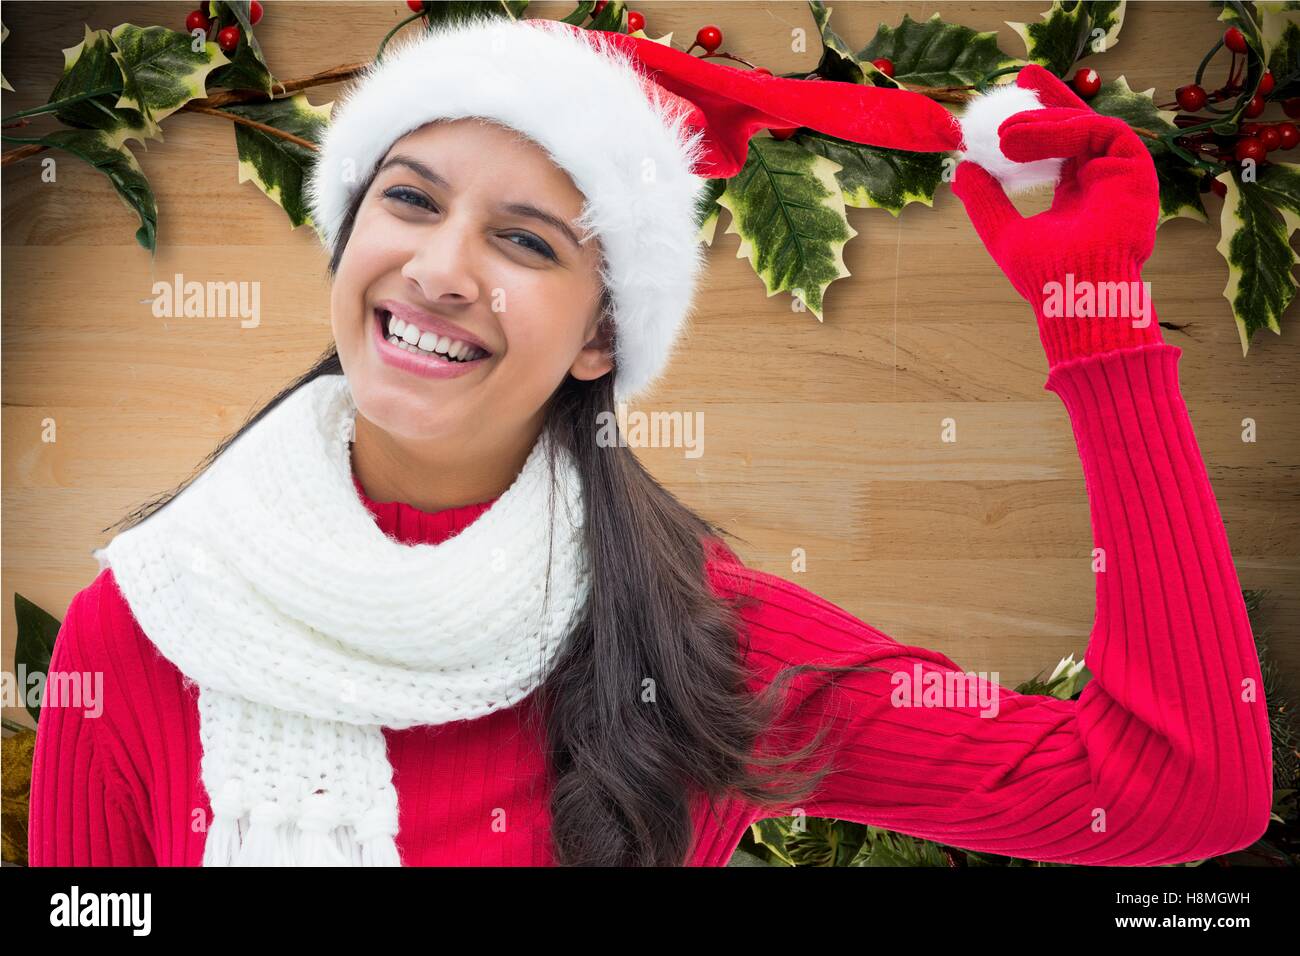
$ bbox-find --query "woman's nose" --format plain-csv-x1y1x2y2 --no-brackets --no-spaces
399,216,482,305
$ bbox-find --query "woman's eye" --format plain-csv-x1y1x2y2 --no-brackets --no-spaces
381,186,556,261
383,185,436,210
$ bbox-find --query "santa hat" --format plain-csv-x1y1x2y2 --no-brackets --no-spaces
306,13,1055,403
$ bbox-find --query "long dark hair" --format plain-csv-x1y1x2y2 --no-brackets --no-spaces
104,153,886,866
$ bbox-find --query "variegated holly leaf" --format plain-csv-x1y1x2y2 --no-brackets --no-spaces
47,26,155,151
1214,164,1300,353
695,177,727,245
799,131,946,216
1088,75,1179,144
1008,1,1127,75
14,593,61,725
1,22,13,92
589,0,627,32
1260,2,1300,98
205,1,274,95
33,128,158,251
1086,75,1203,222
856,12,1021,88
224,94,331,229
109,23,229,139
560,2,597,26
1153,151,1208,225
716,136,856,319
809,0,882,86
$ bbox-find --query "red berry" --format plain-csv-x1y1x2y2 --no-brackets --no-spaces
185,9,209,32
1260,125,1282,150
1235,136,1266,162
217,25,240,51
1284,97,1300,118
753,67,772,76
696,25,722,53
627,11,645,32
871,58,895,78
770,127,798,141
1210,177,1227,197
1073,68,1101,98
406,1,424,11
1240,122,1261,136
250,1,264,25
592,0,607,13
1279,122,1300,149
1259,70,1275,95
1176,84,1206,111
1225,26,1248,54
1244,92,1266,118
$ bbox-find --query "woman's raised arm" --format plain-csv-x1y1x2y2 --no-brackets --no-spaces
704,65,1273,866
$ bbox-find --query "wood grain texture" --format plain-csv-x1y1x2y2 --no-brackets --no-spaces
4,2,1297,731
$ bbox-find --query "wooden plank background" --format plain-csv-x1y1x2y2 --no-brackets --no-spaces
4,1,1298,735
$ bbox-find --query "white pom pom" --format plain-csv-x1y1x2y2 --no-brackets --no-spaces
958,83,1063,196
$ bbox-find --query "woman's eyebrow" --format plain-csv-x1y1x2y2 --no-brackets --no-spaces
377,154,585,249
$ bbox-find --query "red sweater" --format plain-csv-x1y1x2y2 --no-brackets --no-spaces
28,342,1273,866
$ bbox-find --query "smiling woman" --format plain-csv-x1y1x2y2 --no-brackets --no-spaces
27,14,1273,870
331,117,613,514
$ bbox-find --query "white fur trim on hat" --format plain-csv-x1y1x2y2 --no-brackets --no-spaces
306,14,712,403
957,82,1063,196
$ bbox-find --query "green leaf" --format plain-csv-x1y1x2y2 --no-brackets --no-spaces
1153,151,1209,225
47,26,155,151
417,1,527,29
1007,0,1093,76
559,2,597,26
1214,164,1300,353
694,177,727,245
205,1,274,95
109,23,230,136
799,130,947,216
15,594,62,726
1,21,13,92
856,12,1021,88
588,0,626,32
748,817,797,866
716,136,856,319
1081,0,1126,55
1260,2,1300,98
1088,75,1179,147
32,127,158,251
808,0,874,85
223,93,332,229
850,825,951,866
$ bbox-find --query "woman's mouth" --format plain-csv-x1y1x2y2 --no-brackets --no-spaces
371,308,492,380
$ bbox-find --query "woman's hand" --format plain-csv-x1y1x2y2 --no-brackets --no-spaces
952,64,1164,368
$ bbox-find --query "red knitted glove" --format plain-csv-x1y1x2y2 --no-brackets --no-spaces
952,65,1163,368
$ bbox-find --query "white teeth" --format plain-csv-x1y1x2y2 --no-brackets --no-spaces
380,310,486,362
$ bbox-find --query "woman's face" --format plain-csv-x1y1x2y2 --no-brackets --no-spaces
330,117,611,447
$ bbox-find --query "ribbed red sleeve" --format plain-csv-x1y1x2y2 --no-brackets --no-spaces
712,342,1273,865
27,584,156,866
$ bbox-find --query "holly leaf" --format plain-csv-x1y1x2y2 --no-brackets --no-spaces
223,93,332,230
109,23,230,138
30,128,158,252
856,12,1021,88
695,177,727,245
1260,2,1300,99
1214,164,1300,353
1153,151,1208,225
809,0,877,85
2,21,13,92
205,1,274,95
47,26,155,151
1088,75,1179,145
14,593,62,726
799,130,947,216
716,136,856,319
1007,0,1130,75
589,0,627,32
1081,0,1126,55
2,728,37,866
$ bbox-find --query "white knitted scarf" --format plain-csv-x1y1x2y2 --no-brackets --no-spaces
92,374,590,865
